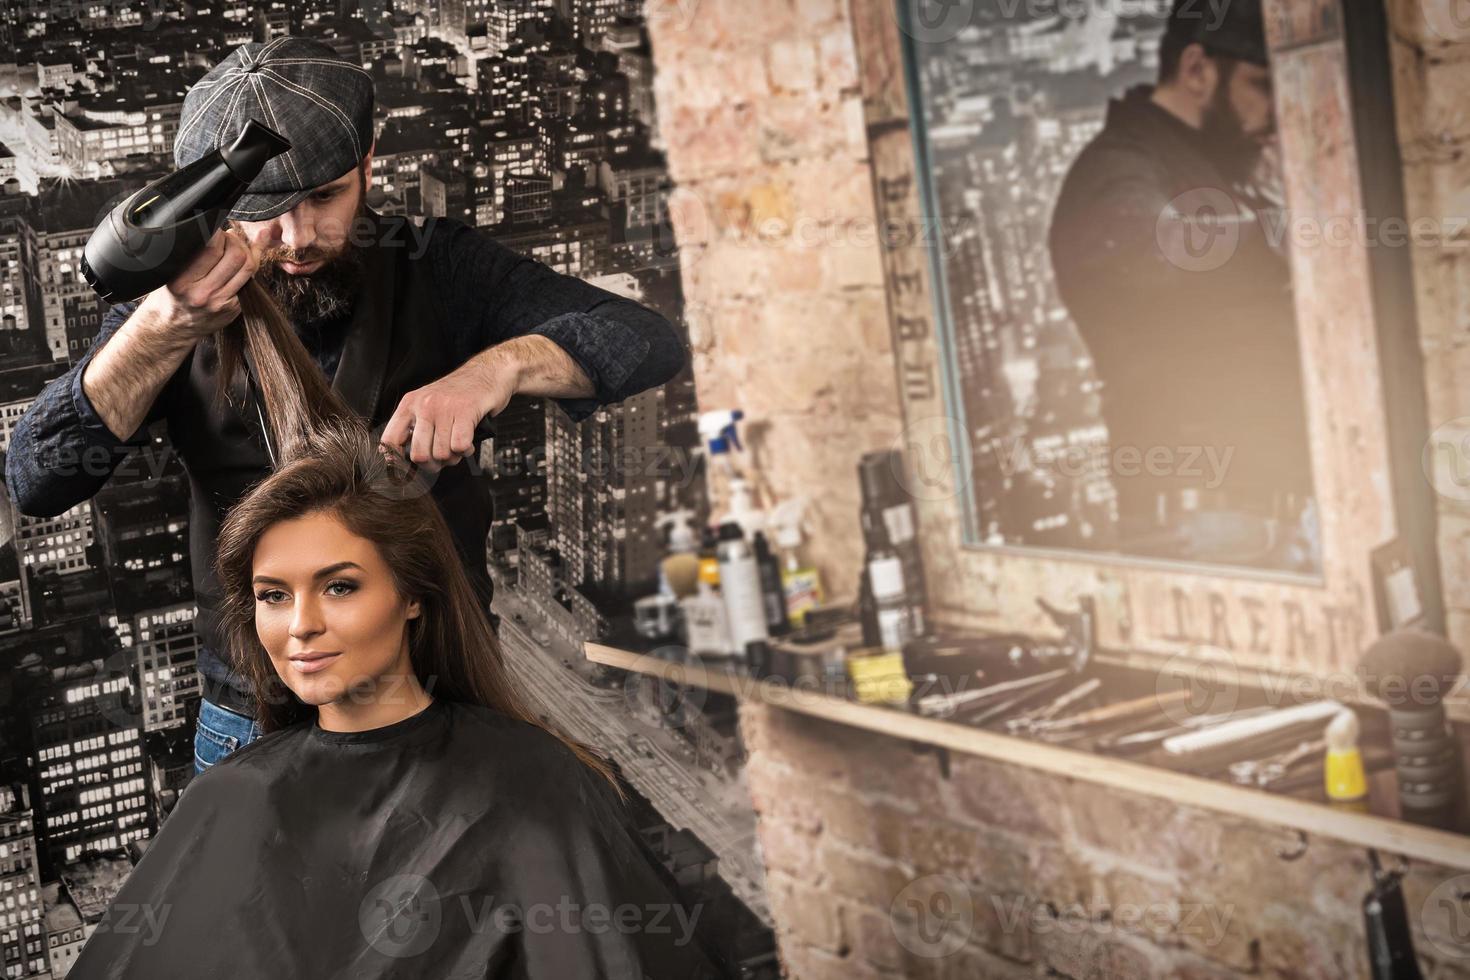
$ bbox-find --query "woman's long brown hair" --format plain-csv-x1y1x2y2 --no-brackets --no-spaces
211,279,622,797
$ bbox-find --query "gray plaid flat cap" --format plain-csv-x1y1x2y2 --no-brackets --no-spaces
174,36,375,221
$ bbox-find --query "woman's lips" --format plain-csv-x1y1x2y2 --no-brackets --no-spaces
289,653,341,674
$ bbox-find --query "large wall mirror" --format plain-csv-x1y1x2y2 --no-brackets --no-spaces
852,0,1443,680
904,1,1318,576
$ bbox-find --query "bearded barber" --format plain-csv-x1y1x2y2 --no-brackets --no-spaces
1048,0,1315,569
5,37,688,772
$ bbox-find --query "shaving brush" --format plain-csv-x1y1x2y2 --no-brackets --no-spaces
1324,708,1368,809
1358,629,1465,825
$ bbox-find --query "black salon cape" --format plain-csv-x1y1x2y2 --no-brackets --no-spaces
71,699,733,979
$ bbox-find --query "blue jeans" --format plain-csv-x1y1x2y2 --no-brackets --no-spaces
194,697,263,775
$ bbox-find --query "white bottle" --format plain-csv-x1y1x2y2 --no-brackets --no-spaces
869,554,914,653
715,521,768,661
681,579,735,659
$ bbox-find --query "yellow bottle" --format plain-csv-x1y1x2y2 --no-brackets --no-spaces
1324,708,1368,807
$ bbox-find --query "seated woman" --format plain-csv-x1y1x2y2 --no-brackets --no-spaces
71,416,732,974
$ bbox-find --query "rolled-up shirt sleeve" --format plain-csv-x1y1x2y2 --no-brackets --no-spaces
5,300,165,517
424,218,689,423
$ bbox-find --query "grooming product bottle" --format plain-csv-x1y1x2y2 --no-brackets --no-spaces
681,558,734,659
770,498,824,629
697,526,721,588
869,552,915,654
1324,708,1369,810
752,530,791,636
716,522,769,661
858,564,880,648
858,450,927,638
658,510,701,600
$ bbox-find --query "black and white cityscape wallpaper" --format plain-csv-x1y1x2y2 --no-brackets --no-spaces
0,1,776,974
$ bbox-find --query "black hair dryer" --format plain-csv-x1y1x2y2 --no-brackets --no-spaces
80,119,290,304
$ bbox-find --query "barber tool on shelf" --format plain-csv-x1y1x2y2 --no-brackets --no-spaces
913,668,1070,719
1036,595,1097,671
1153,700,1346,777
1096,706,1276,756
1262,744,1396,797
82,119,290,303
1162,699,1344,757
1324,708,1370,809
1358,629,1465,828
1363,851,1425,980
938,597,1098,729
960,671,1074,728
1027,689,1194,738
1227,737,1327,789
1005,678,1102,734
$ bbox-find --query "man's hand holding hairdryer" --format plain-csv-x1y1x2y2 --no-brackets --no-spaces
144,224,262,340
83,225,261,443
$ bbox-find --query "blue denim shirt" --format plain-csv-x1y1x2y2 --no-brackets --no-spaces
4,216,688,516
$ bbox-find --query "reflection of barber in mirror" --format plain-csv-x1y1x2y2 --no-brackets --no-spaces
1048,0,1318,573
5,37,687,773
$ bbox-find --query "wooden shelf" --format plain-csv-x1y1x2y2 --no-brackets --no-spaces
585,642,1470,872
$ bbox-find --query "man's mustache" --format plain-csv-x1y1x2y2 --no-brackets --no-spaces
262,249,328,266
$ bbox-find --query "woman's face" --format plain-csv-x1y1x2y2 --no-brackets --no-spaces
251,509,421,707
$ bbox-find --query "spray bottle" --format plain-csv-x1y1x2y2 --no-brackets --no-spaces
697,409,764,534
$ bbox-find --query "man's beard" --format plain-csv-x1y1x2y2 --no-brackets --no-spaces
1199,74,1267,185
255,239,366,324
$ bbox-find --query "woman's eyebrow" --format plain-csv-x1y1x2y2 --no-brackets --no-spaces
252,561,364,585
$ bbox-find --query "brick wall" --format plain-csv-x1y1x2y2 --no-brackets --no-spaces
1386,0,1470,651
648,2,1470,977
647,0,903,595
739,701,1470,979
